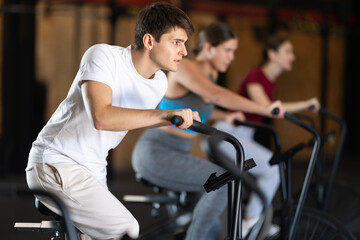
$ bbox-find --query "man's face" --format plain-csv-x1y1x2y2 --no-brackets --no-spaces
149,27,188,72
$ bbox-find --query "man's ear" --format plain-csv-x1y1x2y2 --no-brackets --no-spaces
143,33,154,51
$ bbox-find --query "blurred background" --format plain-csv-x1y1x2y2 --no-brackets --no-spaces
0,0,359,239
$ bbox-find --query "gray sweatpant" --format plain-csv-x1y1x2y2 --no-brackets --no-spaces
132,128,228,240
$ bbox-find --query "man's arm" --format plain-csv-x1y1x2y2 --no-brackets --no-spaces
81,80,198,131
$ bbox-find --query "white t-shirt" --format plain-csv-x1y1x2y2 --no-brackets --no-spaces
28,44,168,180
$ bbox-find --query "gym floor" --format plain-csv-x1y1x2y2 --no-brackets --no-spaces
1,155,359,240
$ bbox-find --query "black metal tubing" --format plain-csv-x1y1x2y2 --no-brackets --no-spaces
171,116,272,239
233,120,289,206
203,159,256,193
171,116,245,239
233,119,281,156
317,107,347,211
194,122,245,240
294,107,347,212
207,133,272,240
284,113,321,240
273,142,307,204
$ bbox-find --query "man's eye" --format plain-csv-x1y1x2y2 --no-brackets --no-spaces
174,41,179,45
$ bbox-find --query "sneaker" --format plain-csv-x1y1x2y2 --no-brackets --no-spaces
242,216,260,238
267,224,280,237
241,216,280,238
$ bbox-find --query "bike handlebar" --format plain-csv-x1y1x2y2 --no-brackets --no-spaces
170,115,184,126
207,133,272,240
283,112,321,240
171,115,218,135
271,107,280,115
171,115,271,240
316,107,347,211
171,116,243,164
233,119,281,162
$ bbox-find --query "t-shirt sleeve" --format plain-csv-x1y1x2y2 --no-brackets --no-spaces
243,68,261,85
78,44,115,89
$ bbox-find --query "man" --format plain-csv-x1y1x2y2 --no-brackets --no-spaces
26,3,198,239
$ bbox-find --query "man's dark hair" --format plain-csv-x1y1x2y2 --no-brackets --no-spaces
134,2,194,49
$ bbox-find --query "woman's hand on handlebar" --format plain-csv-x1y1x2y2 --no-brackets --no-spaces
267,100,286,118
170,108,200,129
225,112,246,125
307,97,321,113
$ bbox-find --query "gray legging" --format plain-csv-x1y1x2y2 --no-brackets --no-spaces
213,120,280,218
132,128,228,240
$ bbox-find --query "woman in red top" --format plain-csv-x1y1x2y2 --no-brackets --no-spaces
214,35,320,238
239,36,319,120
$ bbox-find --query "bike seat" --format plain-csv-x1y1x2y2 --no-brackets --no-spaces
35,198,62,220
135,173,171,193
125,173,189,207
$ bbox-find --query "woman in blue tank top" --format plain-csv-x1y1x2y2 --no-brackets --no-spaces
132,22,285,240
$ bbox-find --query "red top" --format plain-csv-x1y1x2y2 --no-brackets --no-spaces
238,67,278,123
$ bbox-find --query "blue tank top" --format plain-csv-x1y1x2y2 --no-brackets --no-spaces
158,90,215,134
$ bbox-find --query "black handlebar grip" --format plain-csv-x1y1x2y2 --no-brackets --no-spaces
170,115,184,126
170,115,218,136
189,120,218,135
271,107,280,115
